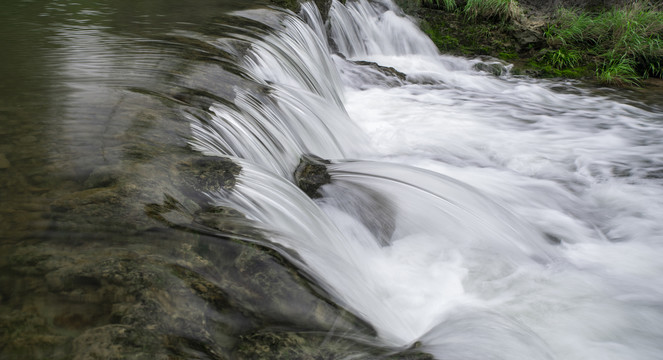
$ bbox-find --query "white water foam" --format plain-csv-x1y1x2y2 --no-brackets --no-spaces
193,0,663,358
190,9,366,178
329,1,663,358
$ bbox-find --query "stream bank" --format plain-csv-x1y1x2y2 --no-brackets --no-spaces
395,0,662,86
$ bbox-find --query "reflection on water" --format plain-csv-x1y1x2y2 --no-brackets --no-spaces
1,1,386,359
0,0,264,237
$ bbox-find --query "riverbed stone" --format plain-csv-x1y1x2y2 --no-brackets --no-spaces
178,156,240,193
1,208,377,359
354,61,407,82
1,148,375,356
294,154,331,198
0,153,9,169
473,61,509,77
234,330,435,359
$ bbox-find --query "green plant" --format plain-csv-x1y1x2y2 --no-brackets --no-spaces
545,9,597,46
543,1,663,85
646,59,663,77
498,51,517,60
420,0,456,11
463,0,521,22
597,51,640,86
544,48,582,68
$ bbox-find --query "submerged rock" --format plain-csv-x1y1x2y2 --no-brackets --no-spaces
337,59,409,88
178,156,241,194
3,149,380,359
473,61,510,77
294,154,331,198
0,153,10,169
233,330,435,359
294,155,397,246
319,183,397,247
353,60,408,82
1,233,376,359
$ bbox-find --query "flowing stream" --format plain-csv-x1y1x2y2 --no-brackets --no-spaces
193,0,663,358
2,0,663,358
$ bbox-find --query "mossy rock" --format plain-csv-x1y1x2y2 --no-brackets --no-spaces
294,154,331,198
473,61,510,76
233,331,435,359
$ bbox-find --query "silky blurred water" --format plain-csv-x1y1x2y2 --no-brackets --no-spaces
2,0,663,359
195,1,663,358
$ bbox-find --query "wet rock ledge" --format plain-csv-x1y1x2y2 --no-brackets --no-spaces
1,150,432,359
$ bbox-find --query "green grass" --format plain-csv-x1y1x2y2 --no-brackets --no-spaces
596,51,641,86
410,0,662,86
419,0,521,22
544,48,582,69
498,51,518,60
463,0,521,22
544,1,663,85
419,0,456,11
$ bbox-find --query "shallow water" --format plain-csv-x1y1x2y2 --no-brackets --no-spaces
2,0,663,359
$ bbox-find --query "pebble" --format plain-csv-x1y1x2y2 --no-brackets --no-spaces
0,154,9,169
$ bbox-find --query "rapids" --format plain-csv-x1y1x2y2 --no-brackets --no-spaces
191,0,663,358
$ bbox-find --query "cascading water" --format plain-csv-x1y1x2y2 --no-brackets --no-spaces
327,0,439,57
191,0,663,358
190,7,366,178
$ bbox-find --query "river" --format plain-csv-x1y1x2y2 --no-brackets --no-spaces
1,0,663,359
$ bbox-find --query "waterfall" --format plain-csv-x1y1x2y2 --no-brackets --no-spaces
190,7,366,178
328,0,439,57
190,0,663,358
207,159,560,345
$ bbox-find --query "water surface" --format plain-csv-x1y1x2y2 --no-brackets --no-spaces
2,0,663,359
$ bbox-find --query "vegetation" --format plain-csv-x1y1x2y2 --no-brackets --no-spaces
422,0,457,11
419,11,518,57
543,2,663,85
419,0,520,22
543,48,582,69
463,0,521,22
407,0,663,86
595,51,640,85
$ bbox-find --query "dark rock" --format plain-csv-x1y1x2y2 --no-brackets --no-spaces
514,28,542,47
0,153,10,169
511,21,545,52
72,325,167,360
473,61,509,77
3,140,382,359
269,0,301,13
336,58,409,88
269,0,332,20
233,330,435,360
1,228,376,359
84,165,121,189
178,156,241,193
193,205,264,240
314,0,332,20
294,154,331,198
319,183,397,247
353,60,408,82
544,233,563,245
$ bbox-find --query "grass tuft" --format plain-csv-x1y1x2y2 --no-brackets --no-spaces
410,0,662,85
420,0,456,11
545,48,582,68
596,51,640,86
464,0,521,22
544,1,663,85
419,0,521,21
